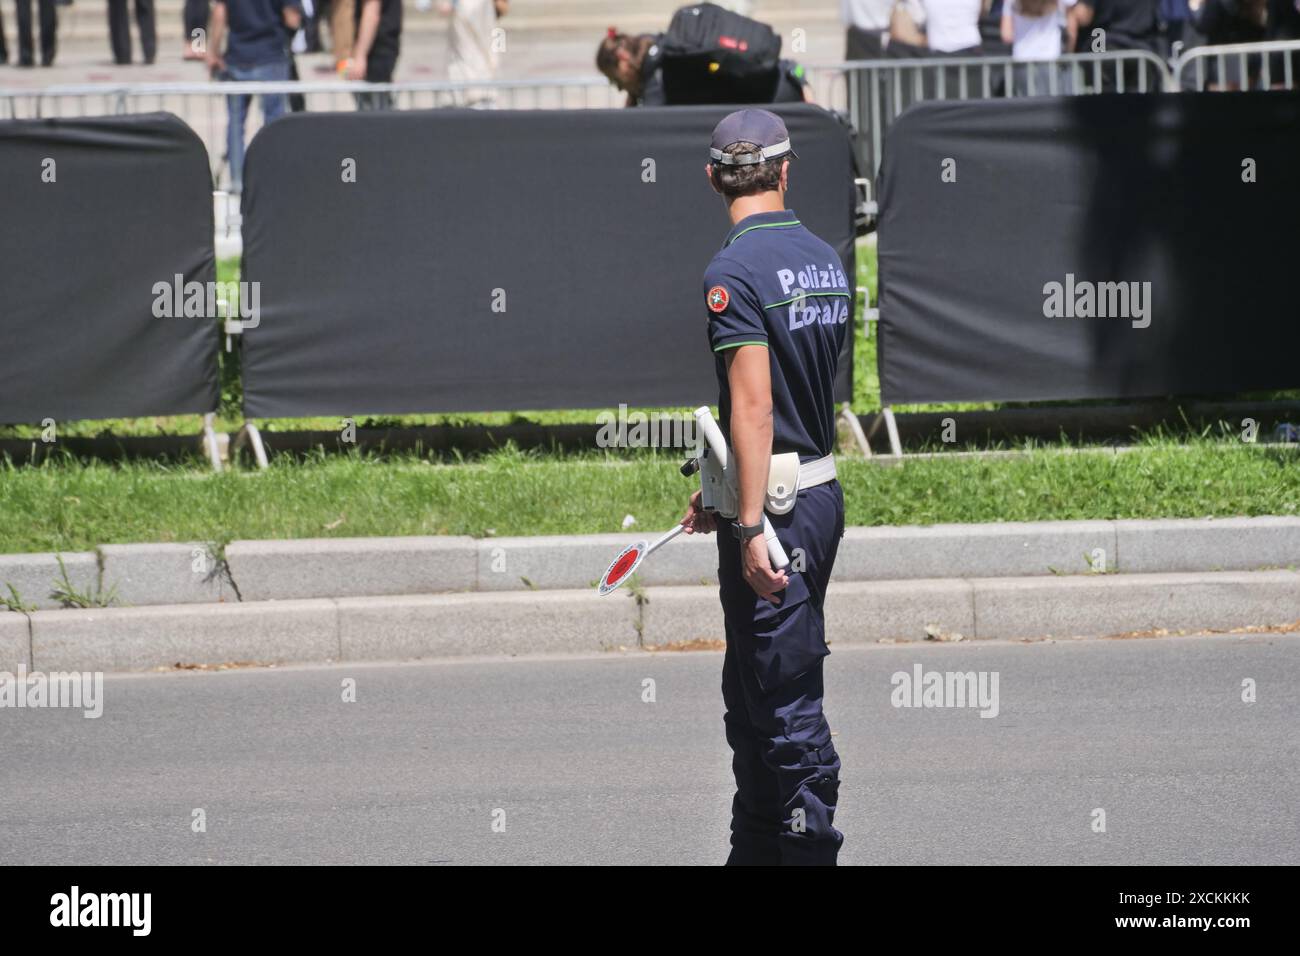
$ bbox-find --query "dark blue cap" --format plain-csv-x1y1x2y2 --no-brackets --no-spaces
709,108,798,166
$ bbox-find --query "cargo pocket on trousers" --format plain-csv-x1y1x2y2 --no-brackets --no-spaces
746,573,826,694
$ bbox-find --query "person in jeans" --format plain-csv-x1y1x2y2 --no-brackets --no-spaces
207,0,302,193
1001,0,1077,93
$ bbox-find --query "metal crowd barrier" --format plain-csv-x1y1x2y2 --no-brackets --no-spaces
0,77,626,184
1173,38,1300,91
5,40,1300,193
840,49,1172,200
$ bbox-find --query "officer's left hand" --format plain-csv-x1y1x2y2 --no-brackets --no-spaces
680,490,716,535
742,535,788,605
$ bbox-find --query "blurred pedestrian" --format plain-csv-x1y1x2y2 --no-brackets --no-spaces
842,0,894,59
345,0,400,109
1003,0,1076,58
207,0,301,192
440,0,508,93
981,0,1011,52
887,1,989,100
107,0,157,64
1070,0,1160,53
1001,0,1077,92
1267,0,1300,85
1070,0,1160,89
1188,0,1268,88
183,0,209,60
598,10,813,107
14,0,58,66
889,0,990,54
320,0,353,72
1158,0,1193,60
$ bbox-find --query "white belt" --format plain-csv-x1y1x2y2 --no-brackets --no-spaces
700,451,837,519
798,454,837,490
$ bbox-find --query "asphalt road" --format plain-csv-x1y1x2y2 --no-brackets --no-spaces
2,633,1296,865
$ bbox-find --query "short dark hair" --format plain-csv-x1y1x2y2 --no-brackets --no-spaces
709,142,787,199
595,31,628,79
596,31,653,90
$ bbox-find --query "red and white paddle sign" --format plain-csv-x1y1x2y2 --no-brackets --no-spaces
597,524,686,596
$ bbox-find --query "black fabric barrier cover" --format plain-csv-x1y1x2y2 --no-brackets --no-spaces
0,113,219,423
877,94,1300,405
240,104,855,417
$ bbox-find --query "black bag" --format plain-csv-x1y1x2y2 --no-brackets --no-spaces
658,2,782,105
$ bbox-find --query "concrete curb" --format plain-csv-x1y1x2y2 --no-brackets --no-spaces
12,569,1298,672
100,543,228,606
3,517,1296,610
834,520,1117,580
224,536,478,601
1113,516,1300,573
336,590,641,661
0,552,99,611
970,570,1300,640
0,612,30,672
30,600,339,673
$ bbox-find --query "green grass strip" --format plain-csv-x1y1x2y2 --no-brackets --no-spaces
0,440,1295,554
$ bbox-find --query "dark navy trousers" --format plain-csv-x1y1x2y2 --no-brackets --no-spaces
716,480,845,866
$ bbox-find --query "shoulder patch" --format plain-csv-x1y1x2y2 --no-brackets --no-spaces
706,285,730,313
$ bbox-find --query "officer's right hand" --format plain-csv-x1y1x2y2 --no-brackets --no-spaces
680,490,716,535
742,535,788,605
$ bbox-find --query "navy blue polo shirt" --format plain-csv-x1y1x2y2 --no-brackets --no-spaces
224,0,302,68
703,209,850,460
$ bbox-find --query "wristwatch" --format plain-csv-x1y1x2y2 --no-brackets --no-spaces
730,520,764,542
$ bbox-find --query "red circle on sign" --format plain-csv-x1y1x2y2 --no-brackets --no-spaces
707,286,730,313
606,548,641,585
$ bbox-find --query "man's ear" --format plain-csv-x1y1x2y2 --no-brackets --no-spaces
779,159,790,193
705,162,720,194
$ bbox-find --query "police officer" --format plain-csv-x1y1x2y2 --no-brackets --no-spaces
680,109,850,866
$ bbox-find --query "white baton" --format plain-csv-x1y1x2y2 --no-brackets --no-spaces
693,406,790,571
